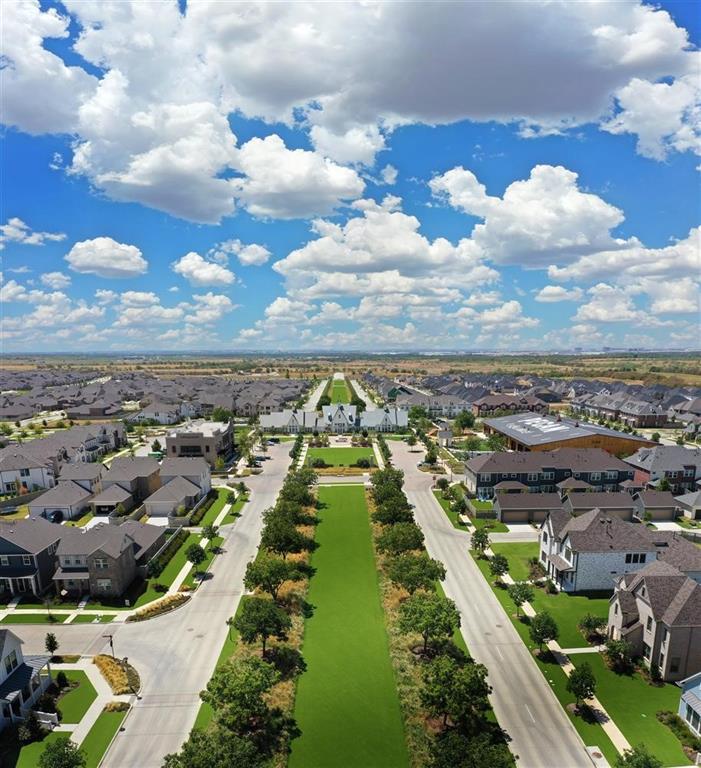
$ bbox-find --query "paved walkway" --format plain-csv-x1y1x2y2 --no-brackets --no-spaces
52,658,132,745
372,439,385,469
302,378,328,410
349,378,377,410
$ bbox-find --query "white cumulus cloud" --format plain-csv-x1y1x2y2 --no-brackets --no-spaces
65,237,148,278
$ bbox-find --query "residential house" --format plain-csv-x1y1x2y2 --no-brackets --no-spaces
493,492,563,525
159,457,211,495
539,509,658,592
53,521,165,598
471,394,549,417
56,462,104,494
143,476,202,517
676,490,701,521
165,420,233,468
260,408,320,433
623,445,701,494
465,448,635,500
608,560,701,682
0,629,52,732
678,671,701,736
633,490,679,522
0,451,55,495
129,399,181,425
28,481,93,522
0,518,62,596
563,492,636,521
101,457,160,504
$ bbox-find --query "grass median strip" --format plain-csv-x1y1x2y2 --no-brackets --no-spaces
82,707,129,768
1,613,68,624
289,485,409,768
306,447,374,467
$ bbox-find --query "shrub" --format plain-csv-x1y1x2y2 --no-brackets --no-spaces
153,582,168,593
309,457,326,468
355,457,372,468
657,710,701,753
56,670,68,689
126,594,190,623
147,528,189,577
93,654,141,694
189,489,217,526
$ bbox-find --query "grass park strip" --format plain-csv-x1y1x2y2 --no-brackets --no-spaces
197,487,229,527
1,613,69,624
182,535,224,590
329,378,351,404
81,708,129,768
289,485,409,768
431,489,509,532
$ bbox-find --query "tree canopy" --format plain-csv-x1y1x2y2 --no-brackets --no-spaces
398,592,460,653
233,597,292,655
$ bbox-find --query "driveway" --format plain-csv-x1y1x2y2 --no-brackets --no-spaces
391,441,594,768
13,442,293,768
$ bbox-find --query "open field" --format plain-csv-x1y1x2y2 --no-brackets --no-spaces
329,377,351,403
3,353,699,387
290,485,409,768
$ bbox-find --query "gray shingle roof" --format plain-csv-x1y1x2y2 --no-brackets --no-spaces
0,517,62,553
145,476,199,503
28,481,92,509
561,509,656,553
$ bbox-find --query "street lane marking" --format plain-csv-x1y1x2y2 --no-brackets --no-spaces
524,704,536,724
495,646,504,661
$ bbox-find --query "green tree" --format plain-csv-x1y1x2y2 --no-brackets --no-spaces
244,556,300,602
387,552,446,595
233,597,292,655
430,732,513,768
471,528,490,556
486,434,506,451
651,432,660,443
604,638,635,674
376,522,424,555
0,422,12,437
186,543,207,568
529,612,559,651
398,592,460,654
566,662,596,710
615,744,663,768
450,496,467,517
261,517,315,559
151,438,162,453
489,553,509,581
163,726,265,768
578,614,606,642
211,407,233,422
407,434,417,448
436,477,450,493
425,447,439,465
453,410,475,432
408,405,429,422
657,477,671,491
39,737,86,768
421,655,491,729
507,583,534,617
45,632,59,657
202,524,219,540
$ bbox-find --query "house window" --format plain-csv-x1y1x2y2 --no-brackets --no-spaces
21,555,31,566
542,531,548,544
19,469,30,478
543,472,554,480
670,657,680,673
646,616,652,631
564,547,572,561
661,627,667,644
643,643,651,660
641,586,646,597
0,556,8,567
590,472,601,481
94,558,108,570
686,705,701,733
614,604,618,615
96,579,112,592
527,473,538,481
4,650,18,675
625,553,646,564
205,446,210,453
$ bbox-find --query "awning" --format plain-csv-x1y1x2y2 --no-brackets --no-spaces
53,567,90,580
549,554,574,572
0,655,50,701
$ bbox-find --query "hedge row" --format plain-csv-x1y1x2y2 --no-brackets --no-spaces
147,528,189,577
189,489,218,526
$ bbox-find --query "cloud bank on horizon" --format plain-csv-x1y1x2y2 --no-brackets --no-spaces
1,0,699,352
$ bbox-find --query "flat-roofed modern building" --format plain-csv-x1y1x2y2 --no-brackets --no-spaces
165,420,233,467
482,412,655,456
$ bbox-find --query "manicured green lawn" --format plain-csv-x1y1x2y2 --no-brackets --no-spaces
329,379,351,404
432,490,468,529
471,554,619,766
197,488,229,528
530,590,611,648
1,613,68,624
82,708,128,768
65,511,94,527
490,543,540,582
70,613,116,623
571,654,688,767
182,536,224,589
58,670,98,723
290,485,409,768
10,731,71,768
306,447,374,467
472,499,494,512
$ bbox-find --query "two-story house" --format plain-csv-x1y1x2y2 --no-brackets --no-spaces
165,420,233,467
465,448,635,500
623,445,701,494
539,509,658,592
53,521,164,598
0,629,52,731
0,519,62,597
95,456,161,515
0,451,55,495
608,560,701,682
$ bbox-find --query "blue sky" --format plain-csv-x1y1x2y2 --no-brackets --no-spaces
1,0,699,352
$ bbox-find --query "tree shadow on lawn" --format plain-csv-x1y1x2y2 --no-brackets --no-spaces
266,645,307,680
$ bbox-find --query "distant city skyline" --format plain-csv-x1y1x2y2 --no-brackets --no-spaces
1,0,699,353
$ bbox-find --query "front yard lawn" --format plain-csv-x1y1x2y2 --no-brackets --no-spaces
222,493,248,524
306,447,374,467
1,613,68,624
197,488,229,528
571,654,688,767
490,542,540,582
82,707,128,768
2,731,72,768
65,511,94,527
58,670,98,723
529,589,611,648
18,596,80,609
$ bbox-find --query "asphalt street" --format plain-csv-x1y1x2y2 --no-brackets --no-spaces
13,441,293,768
391,441,595,768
